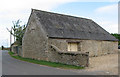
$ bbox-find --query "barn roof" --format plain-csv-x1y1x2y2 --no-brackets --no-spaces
32,9,118,41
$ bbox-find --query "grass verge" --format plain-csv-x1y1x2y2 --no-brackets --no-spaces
8,51,84,69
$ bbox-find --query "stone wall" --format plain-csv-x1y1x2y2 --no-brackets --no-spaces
22,12,48,60
47,39,89,66
47,44,89,67
11,45,18,54
81,40,118,56
11,45,22,56
18,46,22,56
48,38,118,57
48,38,67,52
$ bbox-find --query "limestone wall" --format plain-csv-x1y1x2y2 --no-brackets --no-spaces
18,46,22,56
48,38,118,57
47,44,89,67
47,38,89,66
81,40,118,56
11,45,18,54
22,13,48,60
11,45,22,56
48,38,68,52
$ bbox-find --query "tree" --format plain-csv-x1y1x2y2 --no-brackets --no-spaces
111,33,120,45
7,20,26,45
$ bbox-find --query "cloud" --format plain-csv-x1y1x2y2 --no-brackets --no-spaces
0,0,78,11
0,26,10,47
95,4,118,14
0,0,79,47
97,21,118,33
0,0,78,24
93,4,118,33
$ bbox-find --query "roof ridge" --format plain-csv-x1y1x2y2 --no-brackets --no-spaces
32,8,92,21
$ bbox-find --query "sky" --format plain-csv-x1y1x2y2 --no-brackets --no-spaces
0,0,119,47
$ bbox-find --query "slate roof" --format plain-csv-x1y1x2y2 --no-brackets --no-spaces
32,9,118,41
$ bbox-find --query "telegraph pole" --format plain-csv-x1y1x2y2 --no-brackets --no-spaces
9,27,12,51
10,27,12,47
14,29,15,43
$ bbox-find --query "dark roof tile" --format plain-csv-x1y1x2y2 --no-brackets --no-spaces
32,9,118,41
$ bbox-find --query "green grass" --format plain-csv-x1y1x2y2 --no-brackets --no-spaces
8,51,84,69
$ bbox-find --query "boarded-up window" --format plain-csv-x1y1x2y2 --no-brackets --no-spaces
68,42,78,52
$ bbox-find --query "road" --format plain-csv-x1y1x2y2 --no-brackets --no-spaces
2,50,81,75
2,50,118,75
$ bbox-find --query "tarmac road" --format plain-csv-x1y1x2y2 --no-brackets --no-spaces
2,50,81,75
2,50,118,76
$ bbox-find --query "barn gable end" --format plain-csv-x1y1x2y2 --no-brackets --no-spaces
22,10,48,60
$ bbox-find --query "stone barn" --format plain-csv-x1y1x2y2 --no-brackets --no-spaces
22,9,118,67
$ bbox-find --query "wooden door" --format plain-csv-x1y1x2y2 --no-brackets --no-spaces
68,42,78,52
